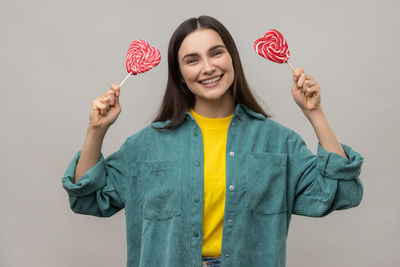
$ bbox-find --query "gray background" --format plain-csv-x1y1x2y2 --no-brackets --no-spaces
1,0,398,266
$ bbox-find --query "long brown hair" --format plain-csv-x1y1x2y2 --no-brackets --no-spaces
152,15,270,130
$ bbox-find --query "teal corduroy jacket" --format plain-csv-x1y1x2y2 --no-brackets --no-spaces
62,103,364,267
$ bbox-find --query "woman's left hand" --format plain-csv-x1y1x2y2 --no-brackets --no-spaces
291,68,321,113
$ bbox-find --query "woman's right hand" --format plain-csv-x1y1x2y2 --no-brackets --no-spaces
89,83,121,131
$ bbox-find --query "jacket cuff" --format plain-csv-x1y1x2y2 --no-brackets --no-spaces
61,150,107,196
317,143,364,180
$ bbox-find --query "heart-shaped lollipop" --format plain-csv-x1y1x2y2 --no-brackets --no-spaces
254,29,295,71
119,40,161,87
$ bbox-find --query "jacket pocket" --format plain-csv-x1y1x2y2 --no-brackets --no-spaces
139,159,182,220
246,152,288,215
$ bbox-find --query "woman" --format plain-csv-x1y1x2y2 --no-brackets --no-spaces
62,16,364,267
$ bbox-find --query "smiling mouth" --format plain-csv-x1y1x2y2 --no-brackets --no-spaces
199,74,223,84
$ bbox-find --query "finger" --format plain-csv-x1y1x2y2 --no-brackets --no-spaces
99,96,111,110
110,83,120,90
114,91,120,106
305,87,312,97
110,84,121,106
291,83,300,94
305,85,319,97
293,67,304,82
100,95,111,108
297,73,306,88
304,73,314,81
106,90,115,106
99,99,110,115
303,79,316,92
110,84,120,97
305,79,317,88
94,99,108,115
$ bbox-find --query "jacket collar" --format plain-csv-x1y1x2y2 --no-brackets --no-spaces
152,103,265,128
185,103,265,121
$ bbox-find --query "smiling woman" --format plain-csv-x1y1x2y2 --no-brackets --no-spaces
178,29,235,117
152,15,270,128
62,15,364,267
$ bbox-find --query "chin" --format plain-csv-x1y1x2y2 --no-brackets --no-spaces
200,91,230,102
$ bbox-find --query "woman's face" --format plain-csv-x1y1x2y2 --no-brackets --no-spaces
178,29,235,104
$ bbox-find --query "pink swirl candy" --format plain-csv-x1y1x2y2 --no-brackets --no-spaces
126,40,161,75
254,29,290,63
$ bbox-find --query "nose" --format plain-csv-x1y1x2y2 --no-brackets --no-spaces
202,58,216,75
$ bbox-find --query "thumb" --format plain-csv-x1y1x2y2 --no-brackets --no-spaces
293,67,304,82
291,82,300,92
114,90,120,107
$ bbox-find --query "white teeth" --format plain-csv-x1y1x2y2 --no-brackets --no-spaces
201,75,221,84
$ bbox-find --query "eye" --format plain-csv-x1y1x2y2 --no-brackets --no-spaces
213,50,223,56
186,58,197,64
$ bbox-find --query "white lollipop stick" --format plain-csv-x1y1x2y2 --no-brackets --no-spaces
287,61,295,72
119,72,132,87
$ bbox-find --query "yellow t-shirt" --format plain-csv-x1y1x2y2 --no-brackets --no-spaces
189,108,233,257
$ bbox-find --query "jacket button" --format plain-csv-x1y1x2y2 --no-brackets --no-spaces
232,122,235,126
229,185,235,190
225,254,230,258
194,197,200,203
194,131,198,137
193,232,199,237
195,161,200,167
228,219,233,224
229,151,234,157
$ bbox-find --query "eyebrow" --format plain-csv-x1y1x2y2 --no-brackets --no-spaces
181,44,226,62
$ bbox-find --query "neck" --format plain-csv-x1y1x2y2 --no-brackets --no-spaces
193,95,235,118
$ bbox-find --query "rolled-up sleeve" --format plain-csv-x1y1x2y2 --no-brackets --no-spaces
61,139,132,217
316,143,363,180
288,132,364,217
